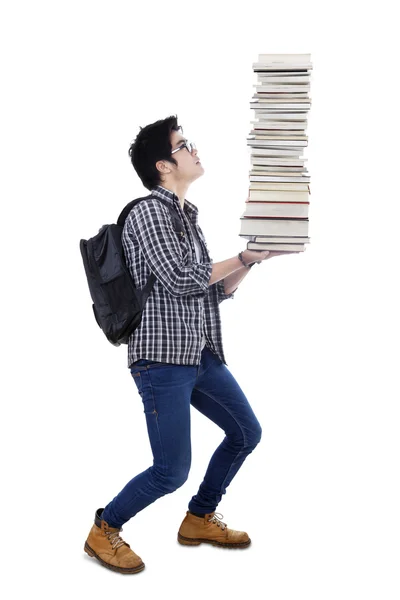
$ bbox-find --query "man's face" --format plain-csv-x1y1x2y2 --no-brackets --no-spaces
167,129,204,182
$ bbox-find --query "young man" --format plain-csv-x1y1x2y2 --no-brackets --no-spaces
84,115,292,574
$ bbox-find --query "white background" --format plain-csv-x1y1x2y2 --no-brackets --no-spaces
1,1,399,598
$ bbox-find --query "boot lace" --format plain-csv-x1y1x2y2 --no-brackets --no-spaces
105,526,127,550
207,512,227,531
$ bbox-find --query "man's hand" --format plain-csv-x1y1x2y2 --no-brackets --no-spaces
243,248,304,266
263,250,303,259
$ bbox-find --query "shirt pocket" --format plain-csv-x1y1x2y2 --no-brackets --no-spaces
173,227,190,263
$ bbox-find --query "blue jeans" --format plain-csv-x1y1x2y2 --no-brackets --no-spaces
101,346,262,529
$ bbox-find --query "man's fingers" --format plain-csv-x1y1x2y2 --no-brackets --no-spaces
267,250,300,257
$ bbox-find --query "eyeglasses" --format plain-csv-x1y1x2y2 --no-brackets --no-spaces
171,140,196,155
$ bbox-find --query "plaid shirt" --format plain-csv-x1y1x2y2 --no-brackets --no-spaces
121,185,237,368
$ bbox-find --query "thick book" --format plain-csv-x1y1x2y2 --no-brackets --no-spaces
250,101,311,105
251,157,307,166
247,241,305,252
252,121,307,131
252,97,310,103
251,103,310,109
248,190,309,201
249,182,310,191
248,139,308,147
257,75,311,83
242,202,309,218
244,235,310,243
253,54,312,71
256,53,311,62
251,166,305,173
253,65,312,72
252,164,307,170
251,112,308,119
239,217,309,236
254,85,310,93
253,93,310,99
255,70,311,76
250,148,303,157
250,174,310,182
249,132,308,139
251,106,311,112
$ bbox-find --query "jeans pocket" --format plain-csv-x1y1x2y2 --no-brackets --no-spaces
131,359,158,367
142,396,157,415
130,359,158,377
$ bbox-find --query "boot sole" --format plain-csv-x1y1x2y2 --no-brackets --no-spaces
84,542,145,574
177,533,251,549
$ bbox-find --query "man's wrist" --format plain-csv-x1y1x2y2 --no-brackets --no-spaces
238,252,258,269
237,251,247,267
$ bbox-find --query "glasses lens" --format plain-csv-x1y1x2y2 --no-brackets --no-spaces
186,141,195,153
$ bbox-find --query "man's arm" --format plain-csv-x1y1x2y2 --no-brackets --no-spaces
213,264,252,304
223,264,251,294
128,199,212,297
223,265,250,294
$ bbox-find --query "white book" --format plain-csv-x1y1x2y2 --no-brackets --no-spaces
250,174,310,182
252,121,307,130
251,112,308,120
251,170,307,175
242,235,310,243
252,97,310,102
256,64,311,69
250,157,307,165
253,92,310,98
251,166,305,173
248,242,305,251
249,132,308,140
249,148,303,156
254,85,310,92
251,105,311,111
249,182,309,191
240,218,309,236
254,99,310,104
257,53,311,62
242,204,309,218
248,190,309,201
257,75,311,82
240,235,311,244
247,139,307,147
256,73,310,78
252,101,311,105
253,64,312,72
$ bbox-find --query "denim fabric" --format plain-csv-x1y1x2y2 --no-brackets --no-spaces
101,346,262,529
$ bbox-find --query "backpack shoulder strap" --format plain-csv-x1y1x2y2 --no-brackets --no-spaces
117,194,185,306
117,195,153,227
117,194,184,233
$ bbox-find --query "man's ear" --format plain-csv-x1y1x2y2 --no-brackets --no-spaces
156,159,170,174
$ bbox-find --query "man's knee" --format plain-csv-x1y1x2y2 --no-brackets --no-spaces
157,466,190,493
248,423,262,448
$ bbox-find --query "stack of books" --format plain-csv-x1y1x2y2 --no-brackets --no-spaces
239,53,313,252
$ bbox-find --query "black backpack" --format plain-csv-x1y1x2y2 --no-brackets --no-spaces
80,194,185,347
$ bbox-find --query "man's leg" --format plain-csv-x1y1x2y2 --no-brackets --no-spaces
101,362,198,528
188,347,262,515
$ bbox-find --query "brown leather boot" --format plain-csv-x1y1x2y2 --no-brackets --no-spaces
177,511,251,549
84,508,145,574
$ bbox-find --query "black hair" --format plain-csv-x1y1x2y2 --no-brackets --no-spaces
128,115,182,190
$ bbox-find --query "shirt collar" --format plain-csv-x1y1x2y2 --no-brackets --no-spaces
151,185,198,219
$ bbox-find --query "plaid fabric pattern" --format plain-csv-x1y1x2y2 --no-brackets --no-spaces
121,185,237,368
